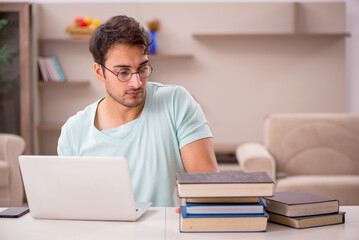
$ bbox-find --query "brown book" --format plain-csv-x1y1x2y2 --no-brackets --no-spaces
267,211,345,229
263,190,339,217
176,172,274,198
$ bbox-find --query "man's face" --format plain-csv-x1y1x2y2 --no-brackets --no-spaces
98,43,150,108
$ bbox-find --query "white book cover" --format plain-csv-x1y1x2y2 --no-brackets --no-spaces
44,57,60,82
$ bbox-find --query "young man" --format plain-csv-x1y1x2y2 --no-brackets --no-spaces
57,15,218,206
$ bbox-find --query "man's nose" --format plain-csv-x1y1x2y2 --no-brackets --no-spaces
128,72,142,88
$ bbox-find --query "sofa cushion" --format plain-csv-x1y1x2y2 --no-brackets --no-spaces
264,114,359,175
276,175,359,205
0,161,9,188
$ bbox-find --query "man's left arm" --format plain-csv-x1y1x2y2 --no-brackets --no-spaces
180,137,219,172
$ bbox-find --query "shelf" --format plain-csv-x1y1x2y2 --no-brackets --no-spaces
38,123,62,132
193,33,351,38
38,81,90,87
39,38,89,43
192,2,349,39
39,38,193,59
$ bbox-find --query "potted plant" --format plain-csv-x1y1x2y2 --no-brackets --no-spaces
0,18,16,85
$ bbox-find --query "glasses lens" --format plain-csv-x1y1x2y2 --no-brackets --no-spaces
139,66,152,78
117,69,132,82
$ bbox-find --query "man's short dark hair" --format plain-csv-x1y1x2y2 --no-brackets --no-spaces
89,15,151,65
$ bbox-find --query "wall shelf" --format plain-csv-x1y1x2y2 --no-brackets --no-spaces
39,38,89,44
38,81,90,87
37,123,62,132
39,38,193,59
149,54,193,60
193,33,351,38
193,2,349,39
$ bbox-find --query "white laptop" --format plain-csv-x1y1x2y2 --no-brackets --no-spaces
19,155,152,221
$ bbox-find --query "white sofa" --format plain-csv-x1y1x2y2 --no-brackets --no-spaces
0,133,25,207
236,114,359,206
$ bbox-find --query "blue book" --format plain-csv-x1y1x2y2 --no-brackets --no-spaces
180,206,269,233
51,56,66,82
184,198,265,215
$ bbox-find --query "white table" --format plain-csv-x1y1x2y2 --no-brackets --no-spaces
166,206,359,240
0,206,358,240
0,207,165,240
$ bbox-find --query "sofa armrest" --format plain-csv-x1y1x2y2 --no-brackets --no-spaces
0,133,26,206
235,142,276,181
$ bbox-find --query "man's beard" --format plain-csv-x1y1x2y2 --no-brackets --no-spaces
106,87,146,108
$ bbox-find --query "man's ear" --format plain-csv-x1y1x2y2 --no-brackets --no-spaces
94,62,105,83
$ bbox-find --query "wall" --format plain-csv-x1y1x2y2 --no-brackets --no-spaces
6,0,358,113
346,0,359,113
32,1,348,154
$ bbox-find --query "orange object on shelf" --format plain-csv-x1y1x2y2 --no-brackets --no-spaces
66,17,101,39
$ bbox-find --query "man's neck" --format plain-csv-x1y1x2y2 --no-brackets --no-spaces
94,97,145,131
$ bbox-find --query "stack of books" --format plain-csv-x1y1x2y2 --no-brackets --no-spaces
176,172,274,233
263,190,345,229
38,56,66,82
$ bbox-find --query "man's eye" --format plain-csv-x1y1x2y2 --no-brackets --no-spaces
118,70,131,76
139,66,150,73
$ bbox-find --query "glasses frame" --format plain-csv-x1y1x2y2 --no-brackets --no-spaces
99,63,153,82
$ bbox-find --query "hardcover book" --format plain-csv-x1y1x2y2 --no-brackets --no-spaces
185,198,265,214
263,190,339,217
44,57,60,82
38,57,49,82
186,197,260,204
267,211,345,229
176,172,274,198
51,56,66,82
180,206,269,232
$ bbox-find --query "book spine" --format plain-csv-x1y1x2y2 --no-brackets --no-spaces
51,56,66,82
43,57,54,81
45,57,60,82
38,57,49,82
185,198,265,207
179,207,269,233
43,57,53,81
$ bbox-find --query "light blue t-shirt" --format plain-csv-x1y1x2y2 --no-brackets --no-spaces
57,82,212,206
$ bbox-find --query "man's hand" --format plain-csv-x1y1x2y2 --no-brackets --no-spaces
175,207,180,214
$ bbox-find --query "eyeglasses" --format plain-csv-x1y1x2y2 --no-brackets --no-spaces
100,63,153,82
